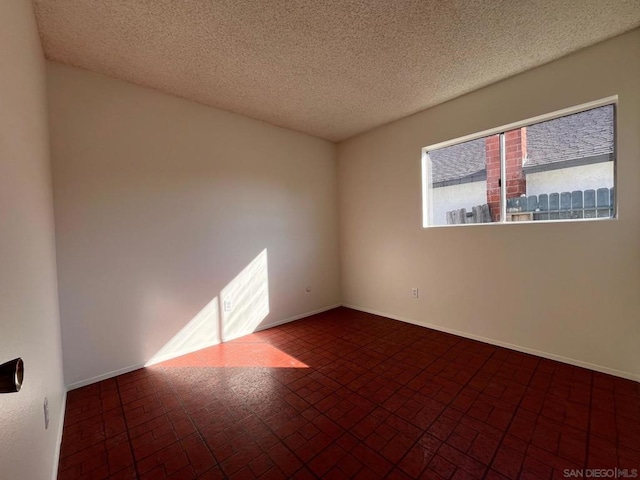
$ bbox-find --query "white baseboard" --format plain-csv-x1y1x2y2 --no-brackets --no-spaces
66,303,342,390
342,303,639,382
254,303,342,333
220,303,342,342
66,363,145,391
144,339,221,367
51,390,67,480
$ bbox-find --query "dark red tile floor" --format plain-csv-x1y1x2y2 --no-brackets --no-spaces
58,307,640,479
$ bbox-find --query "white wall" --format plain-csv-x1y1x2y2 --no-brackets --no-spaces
47,63,341,387
0,3,65,479
338,29,640,379
431,181,487,225
526,162,614,197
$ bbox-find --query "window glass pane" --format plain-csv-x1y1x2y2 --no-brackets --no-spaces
426,136,494,226
423,102,615,227
507,104,615,222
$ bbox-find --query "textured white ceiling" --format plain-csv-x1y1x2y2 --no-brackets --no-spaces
33,0,640,142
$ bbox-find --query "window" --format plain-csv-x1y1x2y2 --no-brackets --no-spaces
422,100,616,227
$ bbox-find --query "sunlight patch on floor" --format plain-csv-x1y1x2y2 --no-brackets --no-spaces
157,339,308,368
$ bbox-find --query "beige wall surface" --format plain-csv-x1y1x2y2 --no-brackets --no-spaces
338,29,640,379
0,2,65,479
48,62,341,387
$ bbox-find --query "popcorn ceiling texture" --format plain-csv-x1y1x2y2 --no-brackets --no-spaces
33,0,640,142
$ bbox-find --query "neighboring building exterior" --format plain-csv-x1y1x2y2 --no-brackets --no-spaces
428,137,487,225
427,104,614,225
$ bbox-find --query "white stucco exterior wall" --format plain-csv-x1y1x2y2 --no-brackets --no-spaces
526,162,614,196
430,181,487,225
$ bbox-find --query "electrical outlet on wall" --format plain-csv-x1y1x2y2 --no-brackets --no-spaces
43,397,49,430
411,288,419,298
223,299,233,312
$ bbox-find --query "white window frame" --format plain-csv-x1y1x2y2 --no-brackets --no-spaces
421,96,618,228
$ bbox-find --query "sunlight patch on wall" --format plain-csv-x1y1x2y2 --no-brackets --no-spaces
145,249,271,366
145,296,220,366
220,249,269,342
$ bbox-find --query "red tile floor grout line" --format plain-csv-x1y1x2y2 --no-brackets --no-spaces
57,307,640,479
161,373,235,477
159,354,311,479
489,350,539,480
583,371,594,475
379,335,474,477
115,372,142,480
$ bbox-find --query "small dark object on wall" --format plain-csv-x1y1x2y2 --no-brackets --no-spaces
0,358,24,393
